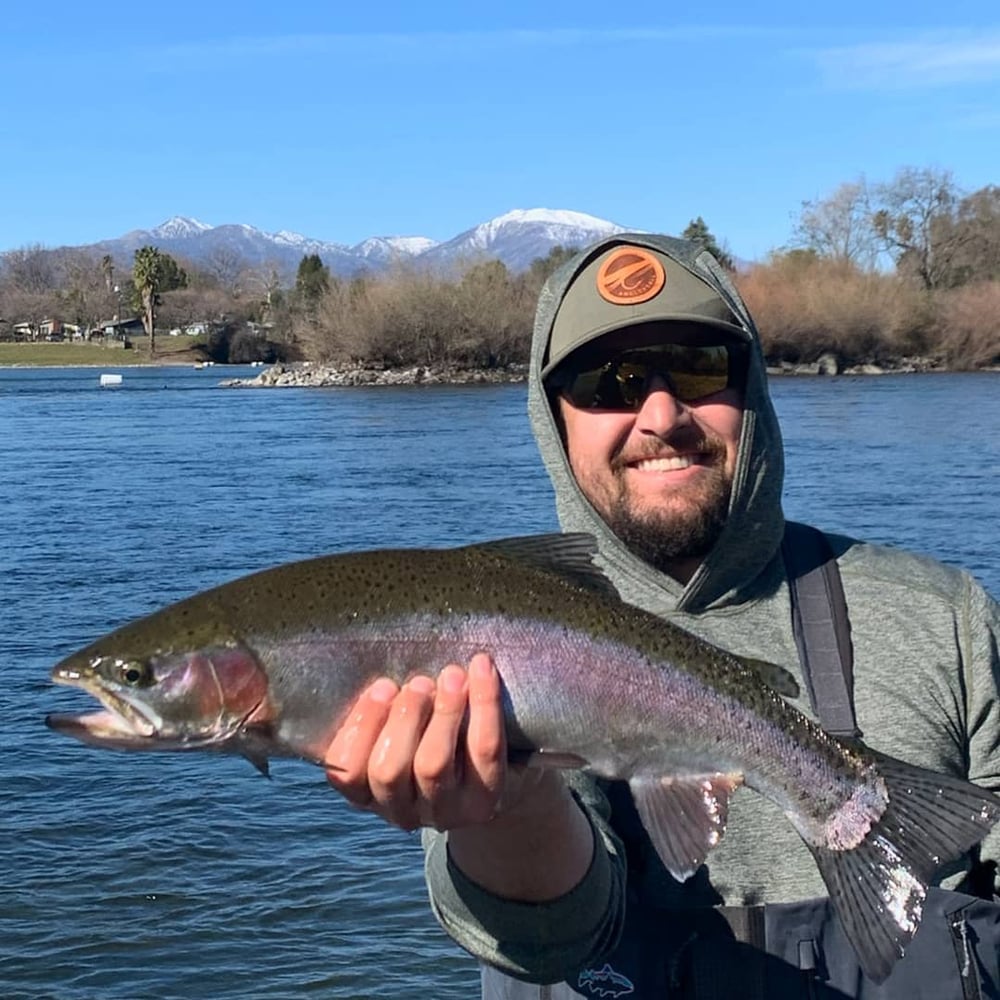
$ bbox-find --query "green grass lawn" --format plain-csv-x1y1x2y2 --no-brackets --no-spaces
0,337,206,367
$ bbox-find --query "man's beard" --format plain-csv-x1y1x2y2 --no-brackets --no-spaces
601,436,733,572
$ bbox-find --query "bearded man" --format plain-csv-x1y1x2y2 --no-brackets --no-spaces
325,235,1000,999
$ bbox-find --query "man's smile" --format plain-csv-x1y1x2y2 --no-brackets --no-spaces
630,455,701,473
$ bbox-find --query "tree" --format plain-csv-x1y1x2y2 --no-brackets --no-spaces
101,254,115,293
681,217,734,270
62,251,116,332
3,244,59,295
937,185,1000,287
526,245,579,285
793,179,880,268
871,167,960,290
132,246,188,356
205,245,246,295
295,254,330,306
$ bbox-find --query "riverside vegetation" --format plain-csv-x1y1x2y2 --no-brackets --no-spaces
2,168,998,374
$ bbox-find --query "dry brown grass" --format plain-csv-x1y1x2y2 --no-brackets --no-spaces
268,256,1000,373
930,282,1000,369
297,262,535,368
735,256,932,365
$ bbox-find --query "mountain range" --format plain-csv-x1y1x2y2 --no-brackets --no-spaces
68,208,632,279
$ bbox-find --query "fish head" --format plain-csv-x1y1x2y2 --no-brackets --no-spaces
47,641,270,752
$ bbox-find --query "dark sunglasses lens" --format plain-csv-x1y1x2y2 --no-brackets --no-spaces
562,345,734,409
663,345,731,400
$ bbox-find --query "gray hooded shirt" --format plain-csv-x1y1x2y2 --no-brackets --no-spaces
423,234,1000,988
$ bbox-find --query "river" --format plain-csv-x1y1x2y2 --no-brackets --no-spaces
1,365,997,999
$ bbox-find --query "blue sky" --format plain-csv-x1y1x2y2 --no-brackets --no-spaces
2,1,998,262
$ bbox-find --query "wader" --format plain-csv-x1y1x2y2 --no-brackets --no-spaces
481,523,1000,999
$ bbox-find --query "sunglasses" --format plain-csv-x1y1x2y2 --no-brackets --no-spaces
550,343,747,411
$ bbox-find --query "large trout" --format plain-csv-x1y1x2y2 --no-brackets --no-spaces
46,533,998,982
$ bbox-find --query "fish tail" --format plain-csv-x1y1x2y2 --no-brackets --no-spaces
810,751,999,984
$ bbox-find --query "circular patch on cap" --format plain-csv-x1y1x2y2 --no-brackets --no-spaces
596,247,666,305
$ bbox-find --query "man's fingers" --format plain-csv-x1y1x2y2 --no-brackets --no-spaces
324,677,399,806
324,655,509,833
366,675,437,824
412,663,470,808
463,653,506,814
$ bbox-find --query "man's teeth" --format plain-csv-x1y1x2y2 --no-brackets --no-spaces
635,456,694,471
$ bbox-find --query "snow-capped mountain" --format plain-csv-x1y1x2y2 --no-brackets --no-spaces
36,208,632,279
419,209,629,271
99,219,358,275
149,217,213,240
353,235,440,266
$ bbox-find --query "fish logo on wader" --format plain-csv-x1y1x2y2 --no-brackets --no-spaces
577,963,635,997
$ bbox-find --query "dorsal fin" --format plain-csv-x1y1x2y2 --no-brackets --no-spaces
472,533,619,598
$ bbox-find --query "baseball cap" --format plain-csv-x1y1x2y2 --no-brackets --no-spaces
542,241,749,377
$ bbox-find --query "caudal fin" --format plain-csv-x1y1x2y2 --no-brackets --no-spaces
811,752,999,984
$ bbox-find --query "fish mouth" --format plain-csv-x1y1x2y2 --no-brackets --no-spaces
47,667,160,745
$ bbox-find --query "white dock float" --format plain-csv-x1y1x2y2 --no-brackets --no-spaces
99,373,123,387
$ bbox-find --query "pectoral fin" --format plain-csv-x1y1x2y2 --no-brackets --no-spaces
629,772,743,881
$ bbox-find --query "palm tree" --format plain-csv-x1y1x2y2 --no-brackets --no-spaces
133,246,162,357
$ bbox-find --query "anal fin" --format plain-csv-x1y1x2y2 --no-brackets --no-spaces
630,773,743,881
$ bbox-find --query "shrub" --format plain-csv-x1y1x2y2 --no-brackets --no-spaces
736,256,930,365
931,282,1000,369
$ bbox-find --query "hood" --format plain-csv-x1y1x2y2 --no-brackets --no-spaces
527,233,785,614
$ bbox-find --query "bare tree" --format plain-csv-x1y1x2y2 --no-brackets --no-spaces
205,245,245,295
943,185,1000,286
3,244,60,295
871,167,961,289
61,252,117,331
101,254,115,293
793,179,881,268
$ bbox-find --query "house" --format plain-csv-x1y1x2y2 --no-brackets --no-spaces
90,317,144,344
38,319,81,342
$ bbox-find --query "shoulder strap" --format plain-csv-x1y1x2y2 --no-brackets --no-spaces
781,522,861,739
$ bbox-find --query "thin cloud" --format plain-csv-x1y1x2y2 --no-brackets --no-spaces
810,30,1000,90
143,25,778,69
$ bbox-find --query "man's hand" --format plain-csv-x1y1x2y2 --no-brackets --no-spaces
324,652,518,832
323,652,595,902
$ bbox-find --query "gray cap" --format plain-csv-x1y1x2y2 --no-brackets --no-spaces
542,241,748,376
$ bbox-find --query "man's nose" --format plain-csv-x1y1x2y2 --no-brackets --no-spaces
634,374,690,434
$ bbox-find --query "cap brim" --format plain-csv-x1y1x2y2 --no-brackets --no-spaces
541,314,751,378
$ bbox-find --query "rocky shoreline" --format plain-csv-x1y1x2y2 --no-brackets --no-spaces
219,353,978,389
219,362,529,388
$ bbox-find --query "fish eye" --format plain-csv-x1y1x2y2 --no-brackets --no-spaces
118,661,152,687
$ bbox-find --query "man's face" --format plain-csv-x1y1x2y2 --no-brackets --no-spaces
555,346,744,580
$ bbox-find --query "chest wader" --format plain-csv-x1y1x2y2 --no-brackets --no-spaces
481,524,999,1000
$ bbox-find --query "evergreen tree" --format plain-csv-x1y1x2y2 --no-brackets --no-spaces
295,254,331,305
681,217,735,270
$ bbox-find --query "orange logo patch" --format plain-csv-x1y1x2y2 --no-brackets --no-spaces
596,247,666,305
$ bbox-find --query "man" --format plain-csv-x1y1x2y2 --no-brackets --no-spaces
325,235,1000,997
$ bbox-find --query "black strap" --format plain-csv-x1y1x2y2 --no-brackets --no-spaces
782,522,860,739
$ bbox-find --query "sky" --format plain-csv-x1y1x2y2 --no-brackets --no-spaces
2,1,998,263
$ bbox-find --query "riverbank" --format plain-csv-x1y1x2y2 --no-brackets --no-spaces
218,353,1000,389
0,340,205,367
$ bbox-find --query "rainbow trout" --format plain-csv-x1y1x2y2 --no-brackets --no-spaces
46,534,998,982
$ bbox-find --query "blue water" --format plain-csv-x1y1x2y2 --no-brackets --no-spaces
1,365,998,999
